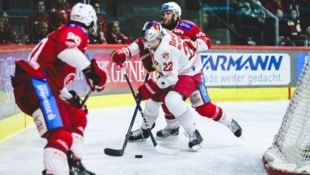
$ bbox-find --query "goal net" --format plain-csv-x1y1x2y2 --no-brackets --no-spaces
263,55,310,175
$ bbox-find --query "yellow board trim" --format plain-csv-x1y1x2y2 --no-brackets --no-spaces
0,87,294,141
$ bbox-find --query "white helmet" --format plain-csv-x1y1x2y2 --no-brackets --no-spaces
70,3,98,34
160,2,181,18
142,21,163,43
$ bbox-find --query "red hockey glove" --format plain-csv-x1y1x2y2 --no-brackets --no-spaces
67,90,88,114
140,49,155,72
83,59,107,92
137,79,159,100
111,48,131,66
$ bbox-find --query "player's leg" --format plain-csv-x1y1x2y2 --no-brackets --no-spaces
128,99,160,141
165,74,204,151
190,81,242,137
67,107,95,175
18,80,72,174
156,104,180,139
165,90,203,151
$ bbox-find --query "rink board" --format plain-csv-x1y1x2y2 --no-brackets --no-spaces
0,87,293,140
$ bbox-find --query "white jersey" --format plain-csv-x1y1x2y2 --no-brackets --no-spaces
153,32,202,89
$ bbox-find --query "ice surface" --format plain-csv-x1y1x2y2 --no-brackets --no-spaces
0,100,289,175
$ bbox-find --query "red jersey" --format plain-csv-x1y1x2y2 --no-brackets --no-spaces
131,19,211,53
28,24,89,90
170,19,211,48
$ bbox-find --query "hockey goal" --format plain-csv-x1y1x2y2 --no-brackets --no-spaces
262,55,310,175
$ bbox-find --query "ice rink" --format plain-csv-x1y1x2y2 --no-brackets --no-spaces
0,100,289,175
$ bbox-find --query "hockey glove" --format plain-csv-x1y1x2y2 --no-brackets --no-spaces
67,90,88,114
83,59,107,92
140,49,155,72
111,48,131,66
137,79,159,100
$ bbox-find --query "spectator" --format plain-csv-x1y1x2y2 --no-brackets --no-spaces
106,20,131,44
0,21,5,43
264,0,285,14
233,0,266,45
89,20,107,44
286,9,305,45
24,0,51,44
49,0,72,31
281,0,300,17
10,31,22,44
0,11,19,44
276,9,295,46
30,21,49,44
305,25,310,46
91,1,108,34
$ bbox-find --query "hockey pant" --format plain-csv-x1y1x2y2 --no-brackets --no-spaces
12,60,87,153
161,77,223,127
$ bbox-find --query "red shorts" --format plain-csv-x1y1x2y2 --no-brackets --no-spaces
151,73,201,102
172,73,201,98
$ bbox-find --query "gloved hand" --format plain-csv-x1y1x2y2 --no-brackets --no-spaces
83,59,107,92
137,79,159,100
67,90,88,114
111,48,131,66
140,49,155,72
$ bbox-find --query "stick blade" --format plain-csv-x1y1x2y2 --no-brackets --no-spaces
104,148,124,157
155,145,179,155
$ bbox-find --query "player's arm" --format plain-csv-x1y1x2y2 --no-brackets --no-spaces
57,30,107,92
111,37,145,65
137,48,178,100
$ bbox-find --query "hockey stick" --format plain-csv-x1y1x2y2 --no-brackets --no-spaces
104,72,149,157
122,72,178,155
80,89,92,108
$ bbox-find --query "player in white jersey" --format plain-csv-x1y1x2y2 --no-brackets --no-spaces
129,21,203,151
112,2,242,142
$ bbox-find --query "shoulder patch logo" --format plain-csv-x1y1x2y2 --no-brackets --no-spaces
162,51,170,60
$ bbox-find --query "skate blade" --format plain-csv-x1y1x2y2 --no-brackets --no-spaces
190,143,204,152
156,135,178,140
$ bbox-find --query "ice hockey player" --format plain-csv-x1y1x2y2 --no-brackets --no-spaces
114,21,204,151
11,3,107,175
111,1,242,141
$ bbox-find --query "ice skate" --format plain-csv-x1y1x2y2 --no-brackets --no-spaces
128,123,155,141
228,119,242,138
128,127,150,141
188,130,203,151
67,150,95,175
219,113,242,138
156,127,179,139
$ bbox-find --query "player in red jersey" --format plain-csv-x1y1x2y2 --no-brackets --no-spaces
11,3,106,175
112,2,242,141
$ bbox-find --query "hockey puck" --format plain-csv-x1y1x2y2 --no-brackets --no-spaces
135,155,143,158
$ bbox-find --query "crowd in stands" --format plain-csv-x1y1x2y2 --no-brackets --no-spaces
0,0,310,46
229,0,310,46
0,0,131,45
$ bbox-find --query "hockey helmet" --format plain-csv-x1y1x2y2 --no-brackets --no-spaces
70,3,98,34
142,21,163,43
160,2,182,18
